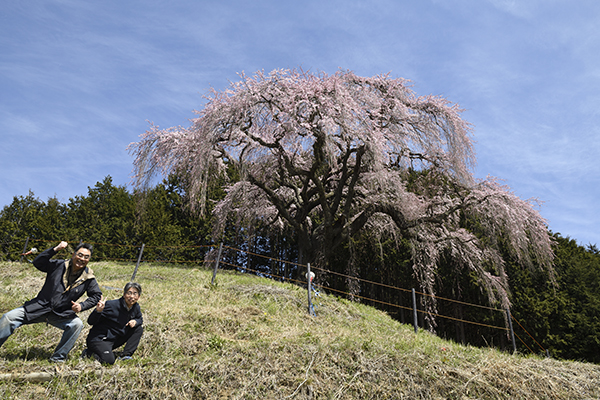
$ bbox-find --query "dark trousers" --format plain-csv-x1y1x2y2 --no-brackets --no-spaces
87,325,144,364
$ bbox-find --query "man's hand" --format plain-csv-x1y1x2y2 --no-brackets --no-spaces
71,301,82,313
54,241,68,252
96,295,106,312
126,320,137,328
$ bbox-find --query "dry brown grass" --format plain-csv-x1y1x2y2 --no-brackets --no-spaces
0,260,599,399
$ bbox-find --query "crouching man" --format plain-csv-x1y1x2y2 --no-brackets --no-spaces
0,241,102,362
83,282,144,364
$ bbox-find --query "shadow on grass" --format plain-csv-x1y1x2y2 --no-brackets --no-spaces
2,346,54,361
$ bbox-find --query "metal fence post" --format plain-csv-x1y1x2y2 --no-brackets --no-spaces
412,288,418,334
20,236,30,263
306,263,315,316
131,243,145,281
211,243,223,285
506,308,517,354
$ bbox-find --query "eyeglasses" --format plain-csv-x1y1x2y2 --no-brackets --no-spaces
125,291,140,297
75,252,91,260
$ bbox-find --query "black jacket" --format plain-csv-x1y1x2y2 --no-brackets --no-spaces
87,297,143,342
23,247,102,321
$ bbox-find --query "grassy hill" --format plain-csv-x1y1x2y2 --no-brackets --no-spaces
0,260,599,399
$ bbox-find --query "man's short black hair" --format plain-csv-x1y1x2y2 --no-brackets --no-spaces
74,243,93,254
124,282,142,295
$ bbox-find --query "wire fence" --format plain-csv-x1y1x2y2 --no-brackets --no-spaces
10,238,548,356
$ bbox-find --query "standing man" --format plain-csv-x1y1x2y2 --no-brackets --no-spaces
0,241,102,362
84,282,144,364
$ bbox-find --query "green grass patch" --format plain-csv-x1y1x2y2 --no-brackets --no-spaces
0,261,599,399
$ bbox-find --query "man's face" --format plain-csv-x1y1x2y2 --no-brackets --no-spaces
72,248,91,271
124,287,140,308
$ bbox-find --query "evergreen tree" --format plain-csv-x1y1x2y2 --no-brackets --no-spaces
508,234,600,362
65,176,136,260
0,192,47,260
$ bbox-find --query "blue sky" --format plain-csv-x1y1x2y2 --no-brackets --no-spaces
1,0,599,246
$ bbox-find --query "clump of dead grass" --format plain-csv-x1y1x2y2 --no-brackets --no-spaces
0,260,599,399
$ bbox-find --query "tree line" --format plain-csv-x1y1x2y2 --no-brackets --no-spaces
0,175,213,263
1,175,599,363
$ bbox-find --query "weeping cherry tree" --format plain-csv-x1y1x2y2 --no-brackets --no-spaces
129,69,554,315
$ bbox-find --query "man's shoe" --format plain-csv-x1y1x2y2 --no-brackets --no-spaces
117,355,132,361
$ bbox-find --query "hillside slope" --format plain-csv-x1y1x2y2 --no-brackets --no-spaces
0,260,599,399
